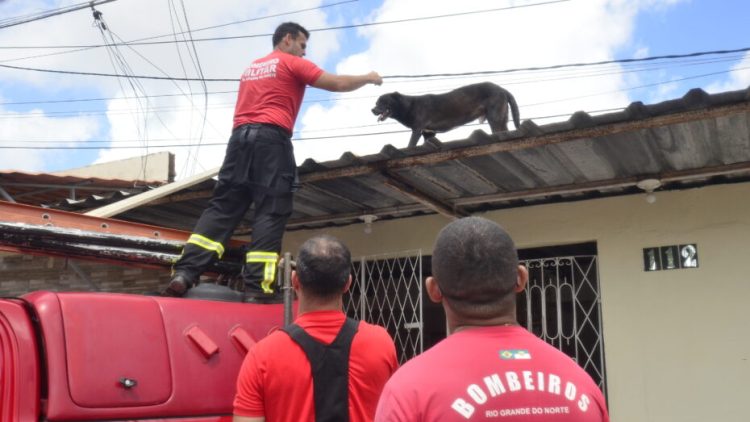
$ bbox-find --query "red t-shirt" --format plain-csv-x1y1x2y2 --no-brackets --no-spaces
234,310,398,422
375,326,609,422
233,50,324,132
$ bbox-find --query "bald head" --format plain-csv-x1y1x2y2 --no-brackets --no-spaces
296,235,351,299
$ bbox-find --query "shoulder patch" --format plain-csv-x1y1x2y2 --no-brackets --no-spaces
499,349,532,360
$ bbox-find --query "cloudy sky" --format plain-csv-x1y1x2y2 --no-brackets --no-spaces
0,0,748,180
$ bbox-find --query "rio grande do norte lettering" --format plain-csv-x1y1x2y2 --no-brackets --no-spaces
451,370,591,419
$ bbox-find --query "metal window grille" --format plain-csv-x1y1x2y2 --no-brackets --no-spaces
518,255,607,396
343,250,606,397
344,250,423,364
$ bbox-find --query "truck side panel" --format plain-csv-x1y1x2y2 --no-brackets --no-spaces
25,291,285,421
0,299,41,422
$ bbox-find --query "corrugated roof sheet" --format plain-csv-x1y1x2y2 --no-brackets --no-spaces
286,86,750,229
34,86,750,233
0,171,165,207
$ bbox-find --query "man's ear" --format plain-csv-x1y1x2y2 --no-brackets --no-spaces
425,276,443,303
342,275,352,293
291,270,301,290
280,32,295,48
514,265,529,293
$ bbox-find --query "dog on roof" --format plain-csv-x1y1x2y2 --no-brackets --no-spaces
371,82,521,148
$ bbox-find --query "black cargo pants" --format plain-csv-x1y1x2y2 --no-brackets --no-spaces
172,123,296,296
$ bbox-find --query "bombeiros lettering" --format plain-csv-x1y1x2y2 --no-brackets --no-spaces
450,370,591,419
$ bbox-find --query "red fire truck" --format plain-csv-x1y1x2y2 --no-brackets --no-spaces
0,202,290,421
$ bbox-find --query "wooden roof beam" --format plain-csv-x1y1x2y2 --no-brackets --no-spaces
381,171,467,219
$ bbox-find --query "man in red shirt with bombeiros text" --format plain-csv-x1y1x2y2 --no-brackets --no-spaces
164,22,383,301
375,217,609,422
233,235,398,422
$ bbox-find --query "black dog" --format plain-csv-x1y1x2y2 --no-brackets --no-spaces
371,82,521,147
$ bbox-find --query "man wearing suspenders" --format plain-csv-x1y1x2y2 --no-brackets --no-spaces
233,235,398,421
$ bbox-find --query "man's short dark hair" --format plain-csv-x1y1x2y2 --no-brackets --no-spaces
296,235,351,298
432,217,519,318
272,22,310,47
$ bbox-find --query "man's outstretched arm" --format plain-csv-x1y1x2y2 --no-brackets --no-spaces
312,71,383,92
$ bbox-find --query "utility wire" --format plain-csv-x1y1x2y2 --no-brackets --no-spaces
0,0,358,64
382,47,750,79
0,90,234,106
0,61,234,81
168,0,199,177
92,5,152,176
177,0,209,176
0,54,742,120
0,107,625,145
169,0,358,35
0,0,117,30
1,53,743,108
1,46,747,82
0,0,569,50
0,63,743,151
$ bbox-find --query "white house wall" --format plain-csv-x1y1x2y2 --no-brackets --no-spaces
283,181,750,422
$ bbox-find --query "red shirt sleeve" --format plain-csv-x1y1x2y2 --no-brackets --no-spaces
287,54,324,86
374,381,413,422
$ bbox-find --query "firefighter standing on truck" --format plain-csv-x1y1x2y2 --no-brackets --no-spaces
163,22,382,301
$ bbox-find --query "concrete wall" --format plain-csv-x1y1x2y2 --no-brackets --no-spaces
52,151,175,182
281,182,750,422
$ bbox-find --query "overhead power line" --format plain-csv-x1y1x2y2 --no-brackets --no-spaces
0,57,740,119
0,53,742,108
0,64,744,150
168,0,358,36
0,0,570,50
0,0,117,30
383,47,750,79
0,61,234,81
0,90,234,106
0,0,359,65
0,107,626,147
1,46,748,82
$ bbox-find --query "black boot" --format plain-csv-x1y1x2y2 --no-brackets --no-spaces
162,273,197,297
243,290,284,304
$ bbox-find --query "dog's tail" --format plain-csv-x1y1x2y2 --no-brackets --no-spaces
508,91,521,129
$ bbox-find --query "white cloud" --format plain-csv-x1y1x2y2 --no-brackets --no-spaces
633,47,650,59
0,107,99,171
705,52,750,93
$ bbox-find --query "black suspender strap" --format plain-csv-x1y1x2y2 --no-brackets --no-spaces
282,318,360,422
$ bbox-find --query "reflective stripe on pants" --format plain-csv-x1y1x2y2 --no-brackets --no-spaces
186,234,225,258
246,251,279,294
